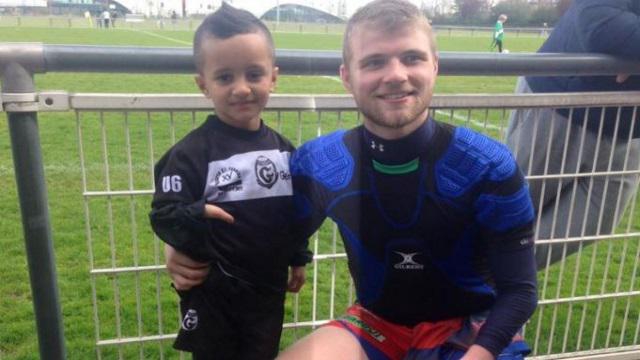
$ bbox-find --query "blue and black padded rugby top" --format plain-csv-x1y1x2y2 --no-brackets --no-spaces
291,118,537,357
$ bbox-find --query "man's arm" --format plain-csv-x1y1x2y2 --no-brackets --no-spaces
576,1,640,58
164,244,210,290
473,241,538,357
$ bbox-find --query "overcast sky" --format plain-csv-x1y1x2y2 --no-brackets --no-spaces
0,0,441,16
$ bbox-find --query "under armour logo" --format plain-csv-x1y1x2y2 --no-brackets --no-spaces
370,140,384,152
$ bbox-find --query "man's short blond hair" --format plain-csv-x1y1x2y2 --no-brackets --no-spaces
342,0,437,66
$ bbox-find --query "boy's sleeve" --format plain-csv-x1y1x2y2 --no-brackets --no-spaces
149,145,212,262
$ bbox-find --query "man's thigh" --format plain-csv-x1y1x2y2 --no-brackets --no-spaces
277,326,369,360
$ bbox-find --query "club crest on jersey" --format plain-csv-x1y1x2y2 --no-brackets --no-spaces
181,309,198,331
394,251,424,270
255,155,279,189
214,167,242,192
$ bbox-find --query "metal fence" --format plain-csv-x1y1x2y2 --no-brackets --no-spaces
2,44,640,360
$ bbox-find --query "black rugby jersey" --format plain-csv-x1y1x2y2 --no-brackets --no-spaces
291,118,537,356
150,115,311,291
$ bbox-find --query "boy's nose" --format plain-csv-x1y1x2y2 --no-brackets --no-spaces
232,80,251,97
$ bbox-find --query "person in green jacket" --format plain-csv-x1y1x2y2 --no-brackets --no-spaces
492,14,508,53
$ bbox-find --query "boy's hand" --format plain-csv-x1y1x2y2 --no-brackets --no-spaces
204,204,235,223
287,266,306,293
164,244,210,290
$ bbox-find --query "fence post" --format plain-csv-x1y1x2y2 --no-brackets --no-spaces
1,59,66,359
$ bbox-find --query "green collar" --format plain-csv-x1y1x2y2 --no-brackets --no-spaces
372,158,419,175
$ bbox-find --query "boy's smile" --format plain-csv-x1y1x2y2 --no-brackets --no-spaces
196,32,278,131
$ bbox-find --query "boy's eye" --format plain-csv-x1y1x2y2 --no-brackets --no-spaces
247,70,265,82
215,74,233,83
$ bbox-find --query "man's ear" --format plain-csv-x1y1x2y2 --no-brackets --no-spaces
195,75,209,98
270,66,279,92
339,64,352,92
433,53,439,75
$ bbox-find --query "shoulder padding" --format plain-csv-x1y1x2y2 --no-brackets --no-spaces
291,130,354,191
436,127,516,197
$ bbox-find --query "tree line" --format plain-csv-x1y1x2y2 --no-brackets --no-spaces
425,0,573,27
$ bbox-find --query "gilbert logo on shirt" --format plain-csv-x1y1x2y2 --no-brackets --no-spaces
255,155,278,189
393,251,424,270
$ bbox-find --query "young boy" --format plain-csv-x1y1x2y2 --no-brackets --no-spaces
493,14,508,53
149,4,311,359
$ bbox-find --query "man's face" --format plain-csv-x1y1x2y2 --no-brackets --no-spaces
195,33,277,131
340,24,438,139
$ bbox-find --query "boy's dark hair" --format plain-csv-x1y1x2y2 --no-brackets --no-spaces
193,3,275,72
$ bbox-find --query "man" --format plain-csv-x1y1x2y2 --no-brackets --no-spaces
166,1,538,358
506,0,640,269
278,1,536,359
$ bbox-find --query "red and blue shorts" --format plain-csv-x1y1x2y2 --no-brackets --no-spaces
327,304,530,360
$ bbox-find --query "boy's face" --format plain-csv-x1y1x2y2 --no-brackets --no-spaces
340,23,438,140
195,32,277,131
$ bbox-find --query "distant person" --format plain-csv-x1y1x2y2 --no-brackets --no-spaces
506,0,640,269
84,10,93,28
492,14,508,53
101,10,110,28
110,11,117,28
171,10,178,25
149,4,311,359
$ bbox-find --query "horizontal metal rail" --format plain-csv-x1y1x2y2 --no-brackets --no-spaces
532,347,640,360
4,91,640,113
1,43,640,76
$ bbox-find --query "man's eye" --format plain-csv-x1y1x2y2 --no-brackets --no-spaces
363,58,385,69
403,54,423,64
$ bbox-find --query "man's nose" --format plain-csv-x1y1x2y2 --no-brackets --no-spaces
383,58,408,84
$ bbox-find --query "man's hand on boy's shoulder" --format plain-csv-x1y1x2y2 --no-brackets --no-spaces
287,266,306,293
165,244,210,290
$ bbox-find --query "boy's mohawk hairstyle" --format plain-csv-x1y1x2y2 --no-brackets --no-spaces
193,2,274,72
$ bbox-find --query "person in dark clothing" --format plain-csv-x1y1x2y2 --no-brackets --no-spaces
149,4,311,359
506,0,640,269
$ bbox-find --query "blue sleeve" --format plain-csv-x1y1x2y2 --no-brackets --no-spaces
576,0,640,59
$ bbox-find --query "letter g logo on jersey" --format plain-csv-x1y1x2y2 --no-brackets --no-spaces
255,155,279,189
181,309,198,331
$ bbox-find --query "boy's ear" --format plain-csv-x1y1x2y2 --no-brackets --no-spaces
339,64,352,93
270,66,279,92
195,74,209,98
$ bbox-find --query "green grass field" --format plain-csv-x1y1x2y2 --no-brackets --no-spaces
1,25,638,359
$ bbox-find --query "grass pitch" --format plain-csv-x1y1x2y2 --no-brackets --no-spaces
1,24,638,360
